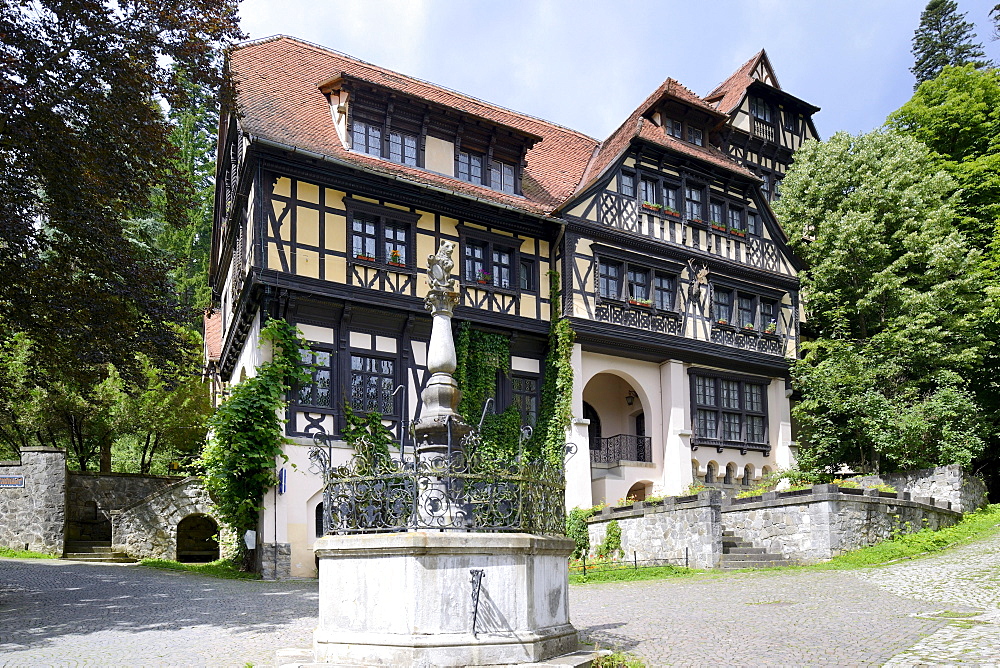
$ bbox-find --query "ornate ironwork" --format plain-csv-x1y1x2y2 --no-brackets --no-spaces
313,421,567,536
590,434,652,463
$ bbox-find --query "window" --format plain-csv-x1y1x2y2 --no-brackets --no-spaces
352,120,382,156
667,119,683,138
640,178,658,205
598,259,622,300
760,300,778,334
774,178,782,200
491,160,516,194
747,211,760,236
457,151,485,185
465,239,489,283
512,375,539,426
724,464,735,485
783,111,798,133
519,259,535,292
737,294,756,329
713,288,733,324
761,173,772,199
492,247,513,289
687,127,704,147
742,465,752,486
705,462,716,483
350,354,396,416
384,223,407,266
388,131,417,166
348,206,413,267
750,97,771,123
619,171,635,198
654,274,675,311
627,267,649,302
691,373,769,445
685,186,703,221
709,201,724,225
351,213,378,261
298,349,333,407
663,186,678,213
462,235,519,290
728,207,743,231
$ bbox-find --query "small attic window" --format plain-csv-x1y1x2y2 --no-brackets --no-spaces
687,127,704,147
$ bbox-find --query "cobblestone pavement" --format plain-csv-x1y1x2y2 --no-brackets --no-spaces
5,532,1000,667
0,558,318,667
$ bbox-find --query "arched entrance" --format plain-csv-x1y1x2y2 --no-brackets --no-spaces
176,514,220,563
582,373,649,463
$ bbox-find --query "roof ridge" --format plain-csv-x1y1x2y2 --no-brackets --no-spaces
236,34,598,142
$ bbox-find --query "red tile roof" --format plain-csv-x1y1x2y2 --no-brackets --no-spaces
204,310,222,362
704,50,770,115
230,36,758,216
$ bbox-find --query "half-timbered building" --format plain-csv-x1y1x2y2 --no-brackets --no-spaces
210,36,819,577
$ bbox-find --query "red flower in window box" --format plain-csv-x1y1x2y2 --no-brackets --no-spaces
388,249,404,266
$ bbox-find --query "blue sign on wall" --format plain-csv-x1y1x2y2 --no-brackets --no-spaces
0,475,25,488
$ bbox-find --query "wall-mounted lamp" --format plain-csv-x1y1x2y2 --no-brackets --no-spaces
625,390,639,406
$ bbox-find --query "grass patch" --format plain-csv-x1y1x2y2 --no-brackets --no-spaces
139,558,260,580
594,649,647,667
569,564,697,584
0,546,57,559
811,503,1000,570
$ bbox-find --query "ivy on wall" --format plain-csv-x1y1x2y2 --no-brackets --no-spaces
534,271,575,467
342,402,394,474
199,318,309,567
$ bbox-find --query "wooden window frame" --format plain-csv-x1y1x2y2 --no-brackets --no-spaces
296,346,336,409
345,199,419,272
349,352,399,420
689,370,770,448
458,226,522,294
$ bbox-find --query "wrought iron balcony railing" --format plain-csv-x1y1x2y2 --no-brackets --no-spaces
590,434,652,464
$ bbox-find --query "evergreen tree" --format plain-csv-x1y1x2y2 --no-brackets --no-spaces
911,0,991,88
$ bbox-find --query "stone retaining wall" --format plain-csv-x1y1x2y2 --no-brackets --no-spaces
67,471,182,542
851,465,987,514
111,477,226,561
587,485,964,567
0,448,67,554
587,492,722,569
723,485,961,563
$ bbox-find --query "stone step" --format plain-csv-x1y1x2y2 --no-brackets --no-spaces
720,552,788,561
723,546,767,555
64,541,112,553
63,552,136,563
718,559,795,570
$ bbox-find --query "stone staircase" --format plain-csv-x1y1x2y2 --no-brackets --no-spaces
719,531,795,569
63,541,136,564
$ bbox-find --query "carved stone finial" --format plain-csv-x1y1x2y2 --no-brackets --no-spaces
425,240,459,317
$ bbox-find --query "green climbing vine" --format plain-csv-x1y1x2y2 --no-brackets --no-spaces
455,322,521,464
199,318,309,566
342,402,394,474
533,270,575,466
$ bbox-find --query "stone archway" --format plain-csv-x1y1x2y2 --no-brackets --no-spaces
176,514,220,563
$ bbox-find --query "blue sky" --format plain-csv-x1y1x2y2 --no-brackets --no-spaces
238,0,1000,141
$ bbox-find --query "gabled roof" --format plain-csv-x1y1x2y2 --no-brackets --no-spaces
704,50,778,116
230,36,760,217
573,78,757,198
229,35,598,217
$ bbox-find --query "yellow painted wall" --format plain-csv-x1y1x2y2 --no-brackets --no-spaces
425,135,454,175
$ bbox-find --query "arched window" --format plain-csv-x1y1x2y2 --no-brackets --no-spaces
724,464,735,485
743,465,753,487
705,462,716,484
315,502,325,538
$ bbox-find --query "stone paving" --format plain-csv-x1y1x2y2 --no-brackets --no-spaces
3,531,1000,667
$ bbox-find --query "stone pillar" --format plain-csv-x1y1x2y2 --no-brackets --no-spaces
0,447,67,555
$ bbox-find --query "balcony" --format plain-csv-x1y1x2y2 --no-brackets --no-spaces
753,119,775,142
590,434,652,464
690,436,770,457
596,192,793,275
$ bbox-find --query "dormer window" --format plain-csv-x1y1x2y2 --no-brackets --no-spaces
491,160,516,195
353,120,382,156
667,119,683,138
388,131,418,166
687,127,704,147
457,151,485,185
750,97,772,123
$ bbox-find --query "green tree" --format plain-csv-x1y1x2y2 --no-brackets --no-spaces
911,0,991,88
0,0,243,382
774,130,986,474
888,65,1000,248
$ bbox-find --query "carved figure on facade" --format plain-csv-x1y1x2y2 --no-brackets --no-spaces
686,258,710,309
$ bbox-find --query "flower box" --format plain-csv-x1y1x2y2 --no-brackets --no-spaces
710,222,727,232
628,299,653,307
664,209,681,218
476,280,490,285
716,319,729,326
354,255,375,262
641,201,662,212
388,261,407,268
475,271,492,284
729,228,747,238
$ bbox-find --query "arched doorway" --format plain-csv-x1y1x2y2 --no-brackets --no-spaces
583,402,602,451
176,514,220,563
